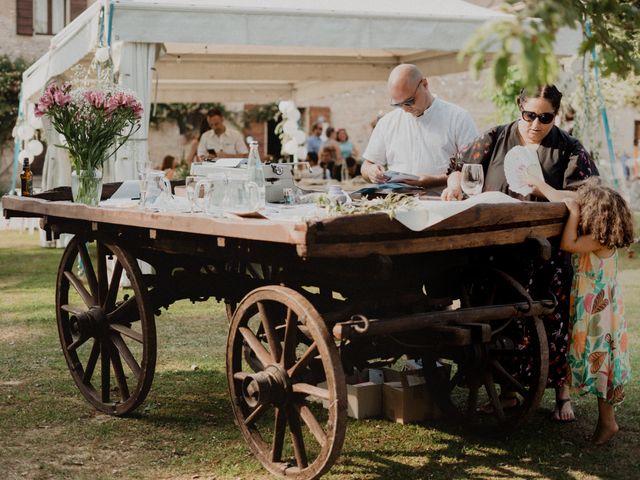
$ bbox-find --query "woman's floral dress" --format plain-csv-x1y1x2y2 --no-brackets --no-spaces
568,251,630,404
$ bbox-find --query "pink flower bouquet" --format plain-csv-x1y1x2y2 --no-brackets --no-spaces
36,82,143,172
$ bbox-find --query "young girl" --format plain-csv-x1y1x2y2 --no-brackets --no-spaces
528,176,634,444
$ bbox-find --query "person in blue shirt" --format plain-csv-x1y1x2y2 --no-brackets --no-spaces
306,123,323,154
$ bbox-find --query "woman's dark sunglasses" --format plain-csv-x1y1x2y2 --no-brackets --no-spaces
521,110,555,125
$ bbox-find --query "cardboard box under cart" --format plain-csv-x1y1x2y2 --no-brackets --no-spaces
382,368,442,424
319,369,383,420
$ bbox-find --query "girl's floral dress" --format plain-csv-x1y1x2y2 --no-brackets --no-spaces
568,250,630,404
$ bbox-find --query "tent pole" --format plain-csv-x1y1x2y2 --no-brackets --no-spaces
585,20,621,190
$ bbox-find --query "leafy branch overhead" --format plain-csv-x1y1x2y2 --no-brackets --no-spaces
461,1,640,90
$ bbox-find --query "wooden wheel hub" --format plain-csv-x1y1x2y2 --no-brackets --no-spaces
242,364,290,408
69,306,108,339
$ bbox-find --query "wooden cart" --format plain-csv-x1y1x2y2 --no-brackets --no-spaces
2,188,567,480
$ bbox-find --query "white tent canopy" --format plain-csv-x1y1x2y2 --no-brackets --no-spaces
20,0,581,184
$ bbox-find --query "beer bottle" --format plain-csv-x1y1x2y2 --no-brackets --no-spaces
20,159,33,197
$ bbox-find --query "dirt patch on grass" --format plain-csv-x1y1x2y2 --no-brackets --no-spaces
0,324,45,343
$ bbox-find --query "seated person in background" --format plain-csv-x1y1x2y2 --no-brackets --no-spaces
321,126,344,178
318,148,335,180
337,128,359,160
161,155,177,180
345,156,361,178
197,108,248,160
306,123,323,155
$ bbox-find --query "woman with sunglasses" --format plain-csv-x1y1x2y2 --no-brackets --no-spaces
442,85,599,423
442,85,597,201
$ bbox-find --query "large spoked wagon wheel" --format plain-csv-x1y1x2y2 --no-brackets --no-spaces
55,236,156,415
227,286,347,480
422,269,549,429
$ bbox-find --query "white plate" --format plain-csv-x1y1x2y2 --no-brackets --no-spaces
503,146,543,196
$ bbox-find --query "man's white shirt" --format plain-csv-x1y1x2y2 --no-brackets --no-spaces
197,128,248,157
363,98,478,176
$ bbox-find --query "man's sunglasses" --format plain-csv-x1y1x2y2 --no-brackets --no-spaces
390,80,422,108
521,110,555,125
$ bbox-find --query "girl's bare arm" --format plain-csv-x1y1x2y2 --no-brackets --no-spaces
560,198,602,253
524,173,578,202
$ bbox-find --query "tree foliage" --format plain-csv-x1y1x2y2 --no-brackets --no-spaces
462,1,640,90
0,55,28,147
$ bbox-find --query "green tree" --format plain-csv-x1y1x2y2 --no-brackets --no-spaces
463,1,640,90
0,55,28,146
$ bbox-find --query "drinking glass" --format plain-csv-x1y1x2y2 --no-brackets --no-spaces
195,173,227,217
135,159,151,207
461,164,484,197
185,175,198,213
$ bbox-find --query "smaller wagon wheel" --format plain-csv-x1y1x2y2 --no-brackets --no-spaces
227,286,347,480
422,268,549,429
55,237,156,415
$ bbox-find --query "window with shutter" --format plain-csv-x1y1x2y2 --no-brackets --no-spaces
25,0,86,36
16,0,34,36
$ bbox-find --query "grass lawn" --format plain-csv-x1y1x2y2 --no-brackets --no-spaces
1,230,638,480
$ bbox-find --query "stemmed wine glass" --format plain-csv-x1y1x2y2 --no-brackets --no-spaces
185,175,198,213
461,164,484,197
135,158,151,208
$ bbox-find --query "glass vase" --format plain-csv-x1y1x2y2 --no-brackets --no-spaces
71,169,103,206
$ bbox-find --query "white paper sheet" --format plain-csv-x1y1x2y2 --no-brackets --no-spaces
394,191,520,231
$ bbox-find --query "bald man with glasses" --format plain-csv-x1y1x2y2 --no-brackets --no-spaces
362,64,477,191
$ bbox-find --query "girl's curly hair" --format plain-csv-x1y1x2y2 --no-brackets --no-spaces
577,178,635,249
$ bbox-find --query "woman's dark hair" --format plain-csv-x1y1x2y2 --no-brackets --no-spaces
325,126,335,137
306,151,318,165
517,85,563,113
161,155,176,170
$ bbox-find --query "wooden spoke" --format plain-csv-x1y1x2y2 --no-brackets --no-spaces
110,333,141,378
286,404,308,469
96,243,109,306
64,271,95,308
287,342,318,379
110,343,130,401
104,260,123,311
233,371,250,382
239,326,273,367
483,371,505,422
109,323,143,343
243,403,267,427
292,383,330,401
100,340,111,403
77,242,98,301
271,407,286,462
108,296,138,324
297,403,327,447
280,308,297,368
257,301,282,361
491,359,527,397
61,304,84,316
67,335,89,352
82,340,100,384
